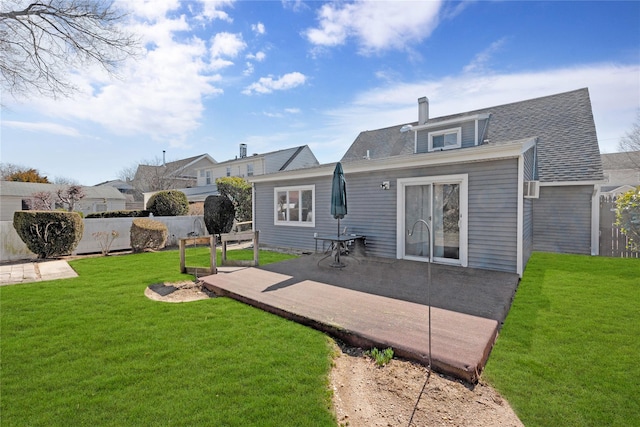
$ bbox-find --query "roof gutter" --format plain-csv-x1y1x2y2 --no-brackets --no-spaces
249,137,536,183
409,113,491,131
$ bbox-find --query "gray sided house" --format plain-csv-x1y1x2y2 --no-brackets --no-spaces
600,151,640,196
195,144,319,186
0,181,126,221
250,88,603,276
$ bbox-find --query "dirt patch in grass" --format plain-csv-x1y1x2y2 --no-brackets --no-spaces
144,280,215,303
145,284,523,426
331,342,523,426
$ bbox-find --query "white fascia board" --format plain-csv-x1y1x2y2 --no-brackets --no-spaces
249,138,535,183
410,113,491,131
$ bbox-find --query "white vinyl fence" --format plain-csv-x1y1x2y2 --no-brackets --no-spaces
1,216,208,262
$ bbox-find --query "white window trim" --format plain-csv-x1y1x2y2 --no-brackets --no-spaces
274,185,315,227
428,127,462,152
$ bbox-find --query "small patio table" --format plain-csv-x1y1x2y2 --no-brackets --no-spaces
314,234,366,268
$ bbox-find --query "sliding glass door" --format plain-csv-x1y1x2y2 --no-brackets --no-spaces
432,183,460,262
405,185,431,258
399,175,467,266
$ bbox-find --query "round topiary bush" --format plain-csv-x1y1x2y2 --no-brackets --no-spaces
130,218,168,253
13,211,84,259
146,190,188,216
204,195,235,237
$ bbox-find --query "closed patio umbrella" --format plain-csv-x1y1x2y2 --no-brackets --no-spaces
331,162,347,236
330,162,348,267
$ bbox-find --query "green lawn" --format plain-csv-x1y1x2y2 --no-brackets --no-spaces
484,252,640,427
0,249,336,426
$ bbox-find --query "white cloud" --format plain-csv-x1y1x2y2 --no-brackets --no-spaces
262,107,302,118
463,38,508,74
197,0,235,22
244,52,266,75
242,72,307,95
281,0,307,12
210,32,246,61
19,6,225,145
305,1,442,54
247,51,266,61
121,0,182,21
319,63,640,158
243,62,255,76
2,121,81,137
252,22,266,35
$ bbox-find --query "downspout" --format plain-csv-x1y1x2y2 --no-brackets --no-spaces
591,185,600,256
516,154,525,277
251,182,256,232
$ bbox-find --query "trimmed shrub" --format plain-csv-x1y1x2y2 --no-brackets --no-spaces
204,195,235,237
130,218,168,253
615,186,640,252
13,211,84,258
146,190,188,217
216,176,252,222
85,210,150,219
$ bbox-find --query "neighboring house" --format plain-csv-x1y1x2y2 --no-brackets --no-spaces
0,181,126,221
250,88,604,276
143,145,319,208
133,153,217,194
95,179,142,209
195,144,319,185
142,184,219,210
600,151,640,196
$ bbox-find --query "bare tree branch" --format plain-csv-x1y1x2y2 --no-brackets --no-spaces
619,109,640,149
0,0,139,99
618,109,640,170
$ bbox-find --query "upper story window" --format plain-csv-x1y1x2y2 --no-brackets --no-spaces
247,163,254,177
274,185,315,227
429,127,461,151
199,170,205,177
226,167,231,177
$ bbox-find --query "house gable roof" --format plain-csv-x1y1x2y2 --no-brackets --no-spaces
601,151,640,170
342,88,603,183
0,181,126,200
138,154,216,179
212,145,314,167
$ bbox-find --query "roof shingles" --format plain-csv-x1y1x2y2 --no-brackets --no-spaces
342,88,603,183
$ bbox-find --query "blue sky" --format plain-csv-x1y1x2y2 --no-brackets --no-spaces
2,0,639,185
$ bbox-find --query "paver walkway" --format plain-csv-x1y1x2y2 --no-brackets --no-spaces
0,260,78,285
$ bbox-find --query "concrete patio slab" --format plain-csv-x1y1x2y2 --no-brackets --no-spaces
202,261,510,383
